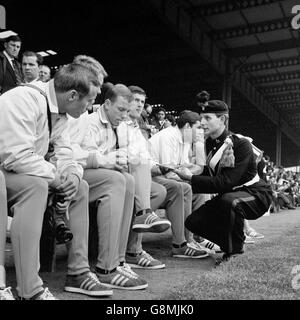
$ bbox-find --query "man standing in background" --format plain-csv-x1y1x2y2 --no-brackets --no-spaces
0,35,23,94
39,64,51,82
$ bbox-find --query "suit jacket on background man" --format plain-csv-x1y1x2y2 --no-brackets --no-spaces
0,52,22,94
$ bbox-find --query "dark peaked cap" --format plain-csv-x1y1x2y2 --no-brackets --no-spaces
198,100,229,114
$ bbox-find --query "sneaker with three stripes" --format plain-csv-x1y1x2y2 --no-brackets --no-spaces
132,211,171,233
194,237,222,253
172,244,209,259
126,250,165,269
64,271,113,297
96,267,148,290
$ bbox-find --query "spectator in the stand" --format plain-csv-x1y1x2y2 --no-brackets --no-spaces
138,103,154,139
151,106,167,132
276,180,296,210
22,51,43,83
164,114,176,128
288,181,300,206
196,90,210,109
39,65,51,82
0,35,23,94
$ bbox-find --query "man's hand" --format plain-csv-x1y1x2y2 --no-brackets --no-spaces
97,150,128,172
103,150,128,166
56,173,80,201
174,167,193,181
181,163,203,175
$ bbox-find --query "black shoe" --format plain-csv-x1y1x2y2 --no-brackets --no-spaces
287,205,296,210
55,224,73,244
215,252,243,266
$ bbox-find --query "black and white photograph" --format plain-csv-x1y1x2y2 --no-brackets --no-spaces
0,0,299,306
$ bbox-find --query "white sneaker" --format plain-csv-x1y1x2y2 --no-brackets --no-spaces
126,251,165,269
246,228,264,239
196,238,222,253
117,263,139,277
244,235,255,244
188,239,211,254
0,287,15,300
33,288,58,300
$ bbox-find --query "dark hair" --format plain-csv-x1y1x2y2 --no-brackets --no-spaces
196,90,210,104
177,110,200,129
4,35,22,43
22,51,43,65
156,107,166,115
128,85,146,97
97,82,114,104
166,114,176,126
54,63,101,97
179,110,192,116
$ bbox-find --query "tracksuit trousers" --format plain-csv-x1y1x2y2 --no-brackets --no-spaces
2,169,90,299
83,168,135,271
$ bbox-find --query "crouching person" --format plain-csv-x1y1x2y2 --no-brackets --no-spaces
0,63,112,299
175,100,273,265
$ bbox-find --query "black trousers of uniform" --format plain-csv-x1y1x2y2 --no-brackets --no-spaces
185,190,270,254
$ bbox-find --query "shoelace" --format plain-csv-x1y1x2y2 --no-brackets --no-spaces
87,272,101,285
144,212,161,225
141,250,155,261
0,287,14,300
121,263,138,277
38,287,56,300
188,239,203,251
117,265,138,279
200,239,219,250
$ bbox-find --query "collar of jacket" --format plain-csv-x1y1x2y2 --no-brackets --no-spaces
96,104,110,126
44,79,59,114
2,50,14,64
124,116,139,128
208,129,230,145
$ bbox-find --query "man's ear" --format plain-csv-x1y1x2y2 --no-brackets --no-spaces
103,99,111,111
219,114,226,123
67,90,79,102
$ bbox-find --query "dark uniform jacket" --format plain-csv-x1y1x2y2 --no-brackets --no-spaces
191,129,272,204
0,52,21,94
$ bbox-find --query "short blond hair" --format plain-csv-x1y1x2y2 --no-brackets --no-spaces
73,55,108,82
